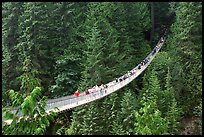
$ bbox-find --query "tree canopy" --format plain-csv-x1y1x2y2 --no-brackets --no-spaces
2,2,202,135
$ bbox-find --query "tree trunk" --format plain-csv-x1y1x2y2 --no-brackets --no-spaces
150,2,154,43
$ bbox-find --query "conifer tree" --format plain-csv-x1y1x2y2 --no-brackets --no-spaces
49,3,84,98
110,2,134,76
134,69,168,135
2,2,24,105
100,92,120,134
66,3,112,134
158,68,182,134
166,2,202,114
16,2,41,96
65,107,86,135
166,97,182,135
124,2,151,62
111,119,126,135
111,90,138,135
67,2,122,135
81,103,103,135
134,100,168,135
157,67,175,116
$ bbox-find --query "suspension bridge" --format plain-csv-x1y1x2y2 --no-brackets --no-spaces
3,38,165,125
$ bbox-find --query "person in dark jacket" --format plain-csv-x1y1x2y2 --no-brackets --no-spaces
138,64,141,69
119,78,123,82
144,58,149,64
152,48,157,55
123,75,127,80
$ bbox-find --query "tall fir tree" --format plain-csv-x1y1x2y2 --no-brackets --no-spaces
111,89,138,135
134,69,168,135
67,2,121,135
2,2,24,105
16,2,42,96
166,2,202,115
50,2,83,98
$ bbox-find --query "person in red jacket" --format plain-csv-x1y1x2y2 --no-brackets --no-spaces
85,87,89,95
74,90,79,97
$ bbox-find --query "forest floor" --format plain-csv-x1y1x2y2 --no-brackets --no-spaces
180,116,198,135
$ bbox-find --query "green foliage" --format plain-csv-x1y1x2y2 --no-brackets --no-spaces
124,2,151,64
111,120,126,135
182,62,202,114
101,93,120,134
31,87,42,101
111,90,138,135
2,87,57,135
17,58,41,95
80,20,105,86
56,126,66,135
48,2,84,98
162,68,183,136
81,103,103,135
193,101,202,135
7,89,23,108
50,52,82,98
2,2,24,106
139,69,161,105
135,69,168,135
66,107,87,135
149,52,173,89
157,67,175,116
135,100,168,135
2,2,202,135
166,2,202,115
166,98,182,135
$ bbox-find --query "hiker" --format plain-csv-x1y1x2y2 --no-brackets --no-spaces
119,78,123,82
127,71,131,77
156,44,160,49
99,84,105,96
122,75,127,80
74,90,79,97
160,36,164,43
85,87,89,95
103,84,107,94
141,61,145,66
115,78,118,83
144,58,149,65
90,86,97,98
131,69,136,75
92,86,96,93
88,88,92,94
138,64,141,69
152,48,157,55
95,85,100,92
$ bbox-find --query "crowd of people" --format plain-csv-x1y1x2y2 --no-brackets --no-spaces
115,71,134,83
74,84,107,97
74,26,167,99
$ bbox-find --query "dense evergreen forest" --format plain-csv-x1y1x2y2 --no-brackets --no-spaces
2,2,202,135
